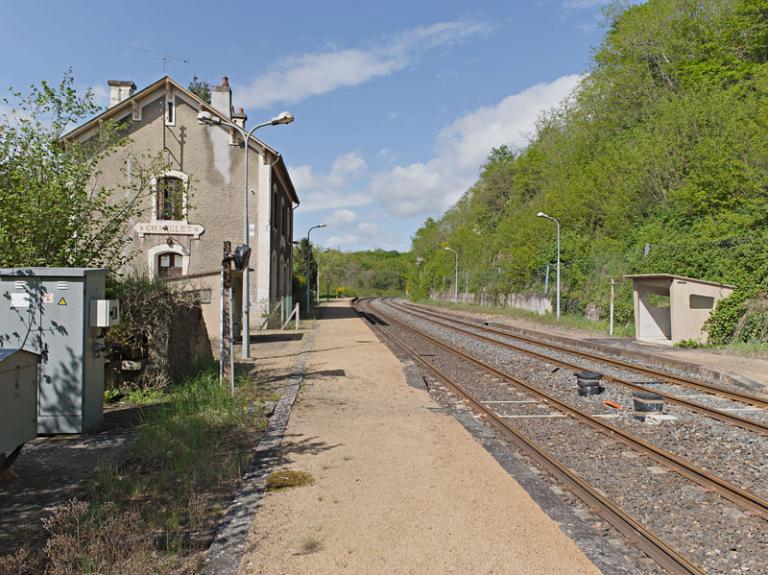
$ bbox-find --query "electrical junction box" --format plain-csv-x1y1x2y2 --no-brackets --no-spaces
0,349,40,455
0,268,108,434
90,299,120,328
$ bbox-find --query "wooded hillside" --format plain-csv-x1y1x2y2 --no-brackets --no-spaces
409,0,768,342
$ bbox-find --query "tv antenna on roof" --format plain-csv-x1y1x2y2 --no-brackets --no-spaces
125,44,189,75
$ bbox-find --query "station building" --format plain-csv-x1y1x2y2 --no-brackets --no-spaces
63,76,298,339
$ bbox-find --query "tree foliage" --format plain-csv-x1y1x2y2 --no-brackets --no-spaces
188,76,211,104
293,245,410,299
409,0,768,340
0,70,162,271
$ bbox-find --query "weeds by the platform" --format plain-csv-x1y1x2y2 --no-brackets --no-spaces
299,534,322,554
266,469,315,491
3,365,271,575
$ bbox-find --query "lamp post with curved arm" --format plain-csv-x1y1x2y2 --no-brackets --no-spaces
197,109,294,359
536,211,560,319
306,224,327,313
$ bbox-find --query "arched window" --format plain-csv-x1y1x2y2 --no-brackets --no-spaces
148,243,189,278
157,252,183,278
156,176,184,221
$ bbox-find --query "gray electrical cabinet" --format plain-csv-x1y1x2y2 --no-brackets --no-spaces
0,268,112,434
0,349,39,456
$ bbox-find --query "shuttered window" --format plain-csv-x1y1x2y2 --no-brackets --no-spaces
157,176,184,221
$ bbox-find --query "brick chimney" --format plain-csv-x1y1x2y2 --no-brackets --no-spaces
232,107,247,130
210,76,232,118
107,80,136,107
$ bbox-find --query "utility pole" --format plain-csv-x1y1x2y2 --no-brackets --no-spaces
609,278,616,337
316,246,321,304
220,242,234,395
536,212,561,319
306,224,326,313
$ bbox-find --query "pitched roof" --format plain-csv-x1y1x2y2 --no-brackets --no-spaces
61,76,298,204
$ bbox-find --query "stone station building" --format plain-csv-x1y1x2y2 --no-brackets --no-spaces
63,76,298,340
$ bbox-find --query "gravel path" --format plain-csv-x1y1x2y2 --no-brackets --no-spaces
238,301,602,575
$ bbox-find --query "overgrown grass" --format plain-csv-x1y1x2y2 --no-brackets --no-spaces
266,470,315,491
4,366,270,574
418,298,635,338
94,367,262,526
104,386,167,405
299,534,322,554
705,341,768,357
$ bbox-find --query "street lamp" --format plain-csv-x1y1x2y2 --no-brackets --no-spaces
536,211,560,319
197,109,294,360
316,246,323,305
444,247,458,304
306,224,327,313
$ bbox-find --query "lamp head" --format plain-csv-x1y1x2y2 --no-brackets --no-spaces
318,223,327,229
536,211,547,218
196,111,220,126
271,111,295,125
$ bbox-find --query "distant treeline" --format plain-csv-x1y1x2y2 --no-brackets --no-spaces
294,244,411,299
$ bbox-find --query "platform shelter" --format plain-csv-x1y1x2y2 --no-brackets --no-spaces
625,274,735,345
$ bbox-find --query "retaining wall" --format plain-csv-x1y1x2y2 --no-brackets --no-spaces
430,289,553,315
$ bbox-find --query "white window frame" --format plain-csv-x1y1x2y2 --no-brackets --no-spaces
151,170,189,223
165,87,176,126
148,243,190,278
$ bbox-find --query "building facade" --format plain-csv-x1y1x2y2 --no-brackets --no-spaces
63,76,298,339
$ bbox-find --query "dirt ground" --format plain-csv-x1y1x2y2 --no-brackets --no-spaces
0,405,144,554
238,302,601,575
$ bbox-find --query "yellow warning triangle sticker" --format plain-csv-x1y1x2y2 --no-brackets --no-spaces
57,297,67,306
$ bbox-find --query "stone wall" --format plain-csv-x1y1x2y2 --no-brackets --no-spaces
168,302,213,382
430,289,553,315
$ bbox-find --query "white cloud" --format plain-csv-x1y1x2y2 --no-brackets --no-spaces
292,151,372,212
326,221,406,251
238,20,489,109
369,74,582,217
87,84,109,109
324,209,359,227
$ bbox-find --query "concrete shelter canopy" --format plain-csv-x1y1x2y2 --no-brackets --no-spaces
624,274,735,346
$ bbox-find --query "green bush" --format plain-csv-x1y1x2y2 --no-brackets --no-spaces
706,288,756,344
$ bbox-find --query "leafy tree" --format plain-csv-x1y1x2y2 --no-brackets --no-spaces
408,0,768,340
188,76,211,104
0,71,162,271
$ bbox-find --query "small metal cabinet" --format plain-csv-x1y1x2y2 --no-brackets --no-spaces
0,349,40,457
0,268,109,434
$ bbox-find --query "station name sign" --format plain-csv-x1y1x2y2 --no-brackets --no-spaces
134,222,205,239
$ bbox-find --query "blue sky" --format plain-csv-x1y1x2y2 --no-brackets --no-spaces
0,0,622,252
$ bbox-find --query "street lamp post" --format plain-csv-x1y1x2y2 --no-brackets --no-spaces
197,110,294,360
316,246,322,304
444,247,458,304
536,211,561,319
306,224,326,313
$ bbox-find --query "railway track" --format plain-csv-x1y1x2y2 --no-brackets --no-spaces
389,299,768,437
354,297,768,575
400,299,768,408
